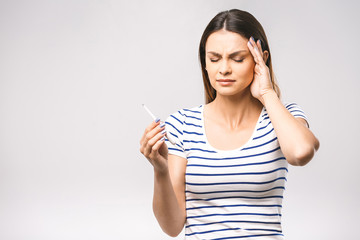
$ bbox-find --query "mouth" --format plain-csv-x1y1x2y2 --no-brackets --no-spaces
216,79,236,86
216,79,236,82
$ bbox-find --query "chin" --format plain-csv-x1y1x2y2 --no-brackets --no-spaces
212,81,252,96
215,89,243,98
214,85,250,97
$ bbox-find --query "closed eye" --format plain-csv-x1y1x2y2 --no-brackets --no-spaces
210,59,219,62
234,58,244,63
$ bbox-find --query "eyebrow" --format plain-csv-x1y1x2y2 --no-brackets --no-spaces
207,50,247,58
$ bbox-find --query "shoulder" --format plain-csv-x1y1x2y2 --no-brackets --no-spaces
283,101,309,127
164,105,203,156
260,101,308,123
283,102,307,117
284,102,302,109
165,105,203,124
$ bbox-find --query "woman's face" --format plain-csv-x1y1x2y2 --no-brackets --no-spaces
205,30,255,97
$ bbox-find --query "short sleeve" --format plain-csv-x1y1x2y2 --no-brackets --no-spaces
164,110,187,159
285,102,310,128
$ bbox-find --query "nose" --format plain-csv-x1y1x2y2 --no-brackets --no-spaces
219,59,231,75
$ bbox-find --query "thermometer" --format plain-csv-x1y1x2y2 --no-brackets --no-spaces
142,104,176,145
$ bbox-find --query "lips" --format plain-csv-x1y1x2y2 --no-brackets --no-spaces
217,79,236,82
216,79,235,86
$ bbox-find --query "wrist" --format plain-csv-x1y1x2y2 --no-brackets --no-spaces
154,166,169,179
259,89,278,106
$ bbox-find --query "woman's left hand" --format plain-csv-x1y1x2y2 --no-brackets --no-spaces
247,37,274,104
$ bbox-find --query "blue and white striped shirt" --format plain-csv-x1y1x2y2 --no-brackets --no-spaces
164,103,308,240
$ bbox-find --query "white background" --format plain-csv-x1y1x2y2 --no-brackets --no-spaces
1,0,359,239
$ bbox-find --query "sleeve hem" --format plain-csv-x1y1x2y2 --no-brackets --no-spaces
294,115,310,128
168,151,187,159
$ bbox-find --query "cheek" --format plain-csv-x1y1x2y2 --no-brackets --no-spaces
205,64,217,80
235,61,255,78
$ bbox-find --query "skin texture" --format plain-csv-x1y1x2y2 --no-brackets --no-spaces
139,29,320,237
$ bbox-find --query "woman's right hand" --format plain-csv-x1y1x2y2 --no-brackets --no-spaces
139,119,169,174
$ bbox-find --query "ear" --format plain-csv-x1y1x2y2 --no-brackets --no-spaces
263,50,269,63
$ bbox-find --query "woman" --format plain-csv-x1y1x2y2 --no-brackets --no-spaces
139,9,319,239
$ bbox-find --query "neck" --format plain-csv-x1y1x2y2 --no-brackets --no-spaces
207,88,263,130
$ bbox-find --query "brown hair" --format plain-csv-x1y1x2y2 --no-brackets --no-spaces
199,9,281,103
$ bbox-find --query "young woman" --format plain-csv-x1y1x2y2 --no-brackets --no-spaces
139,9,320,239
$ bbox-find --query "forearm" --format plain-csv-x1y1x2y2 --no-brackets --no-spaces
261,91,320,166
153,170,186,237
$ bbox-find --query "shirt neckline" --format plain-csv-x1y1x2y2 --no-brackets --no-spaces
200,104,265,153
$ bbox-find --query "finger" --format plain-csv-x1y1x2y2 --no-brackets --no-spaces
149,136,166,159
247,40,259,63
247,37,259,61
148,127,166,148
249,36,258,52
142,121,165,155
144,131,166,158
249,37,263,59
248,37,265,66
256,39,264,58
140,118,161,145
143,124,166,157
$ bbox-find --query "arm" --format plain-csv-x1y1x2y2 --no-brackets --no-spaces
247,37,320,166
140,120,186,237
261,91,320,166
153,154,187,237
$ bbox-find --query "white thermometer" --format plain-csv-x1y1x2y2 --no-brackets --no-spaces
142,104,176,145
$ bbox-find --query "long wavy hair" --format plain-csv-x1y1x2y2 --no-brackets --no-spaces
199,9,281,104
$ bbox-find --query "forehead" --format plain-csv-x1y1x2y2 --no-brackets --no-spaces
205,30,248,53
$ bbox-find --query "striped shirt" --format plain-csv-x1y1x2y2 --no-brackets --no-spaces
164,103,308,240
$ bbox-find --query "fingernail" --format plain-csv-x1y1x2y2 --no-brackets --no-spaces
160,122,165,128
161,130,166,135
259,39,262,45
155,118,160,123
248,41,253,46
251,36,255,42
161,136,165,141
